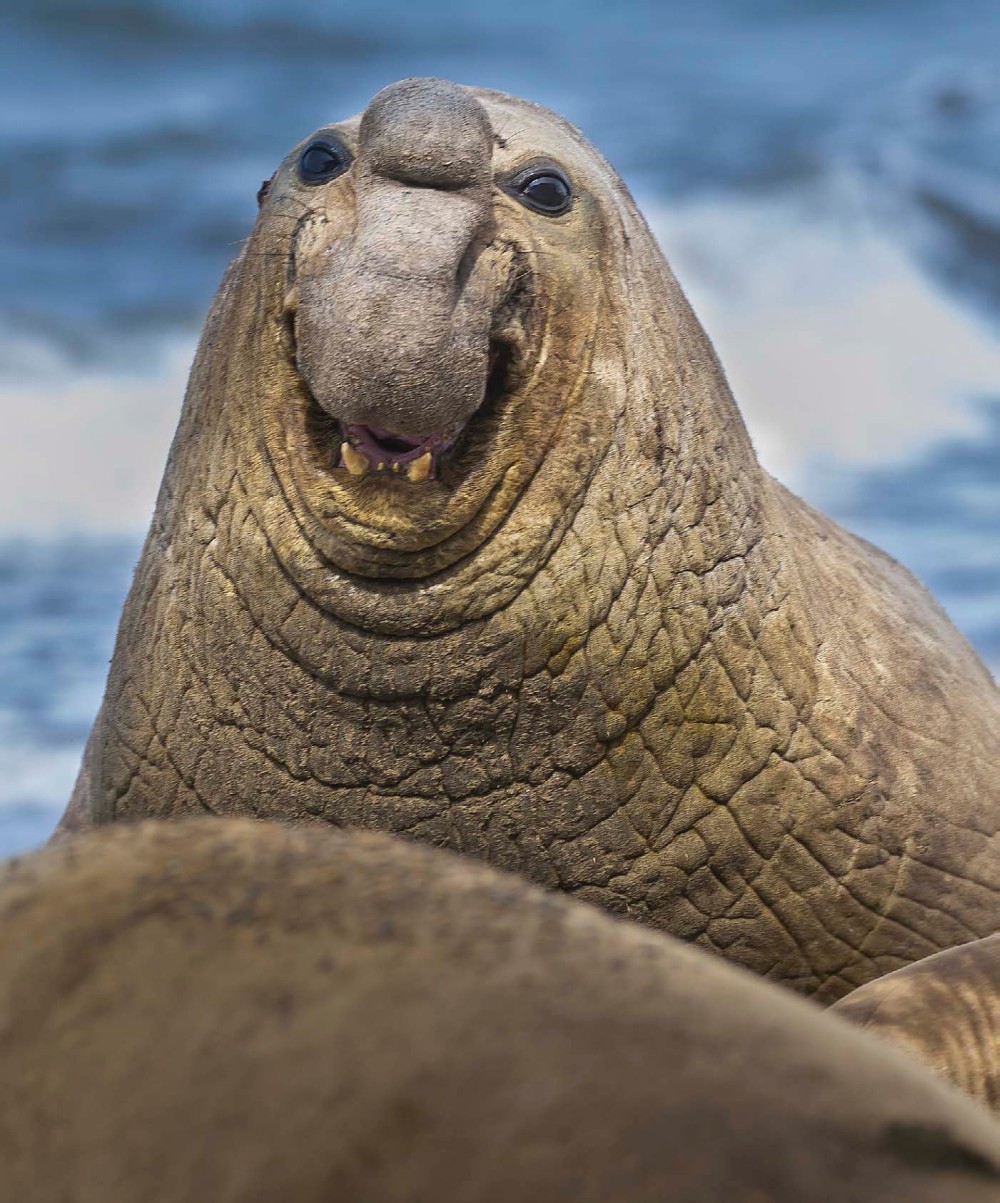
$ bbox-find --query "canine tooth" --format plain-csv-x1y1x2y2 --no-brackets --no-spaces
341,443,368,476
283,286,299,314
406,452,433,482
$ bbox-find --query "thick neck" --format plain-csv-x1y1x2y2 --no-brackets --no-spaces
147,194,778,706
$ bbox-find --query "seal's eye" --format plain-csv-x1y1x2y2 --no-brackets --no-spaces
297,136,351,185
509,167,572,216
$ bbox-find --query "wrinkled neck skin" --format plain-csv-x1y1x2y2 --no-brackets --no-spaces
63,85,998,1004
223,202,758,644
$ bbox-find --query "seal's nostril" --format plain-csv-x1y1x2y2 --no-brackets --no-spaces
360,76,493,191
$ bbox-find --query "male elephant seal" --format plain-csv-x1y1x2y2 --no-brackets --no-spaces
3,819,1000,1202
834,933,1000,1114
59,77,999,1001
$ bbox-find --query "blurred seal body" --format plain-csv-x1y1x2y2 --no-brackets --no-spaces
60,78,999,1000
3,819,1000,1202
834,933,1000,1114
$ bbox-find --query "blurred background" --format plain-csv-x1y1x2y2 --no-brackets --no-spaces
1,0,997,855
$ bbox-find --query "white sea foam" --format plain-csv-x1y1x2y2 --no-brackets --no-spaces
0,744,81,815
0,339,193,533
645,188,1000,489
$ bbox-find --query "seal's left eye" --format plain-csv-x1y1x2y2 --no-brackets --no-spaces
298,137,351,185
510,168,572,216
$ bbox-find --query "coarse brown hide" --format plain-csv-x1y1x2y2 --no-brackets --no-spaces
834,933,1000,1114
59,78,999,1001
4,819,1000,1202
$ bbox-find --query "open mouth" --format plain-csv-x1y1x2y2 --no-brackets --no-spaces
337,422,463,482
328,343,511,483
291,237,531,495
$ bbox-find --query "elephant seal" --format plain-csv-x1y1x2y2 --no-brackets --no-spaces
834,933,1000,1114
3,818,1000,1202
59,77,999,1001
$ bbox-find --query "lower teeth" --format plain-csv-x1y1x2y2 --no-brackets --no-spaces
405,451,433,482
340,443,368,477
338,443,434,482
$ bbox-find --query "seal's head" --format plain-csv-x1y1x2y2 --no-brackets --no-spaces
188,76,751,629
239,80,629,581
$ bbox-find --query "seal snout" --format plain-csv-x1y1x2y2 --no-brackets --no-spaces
361,77,493,190
294,77,510,482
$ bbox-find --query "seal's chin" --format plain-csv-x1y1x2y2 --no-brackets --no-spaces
305,342,513,487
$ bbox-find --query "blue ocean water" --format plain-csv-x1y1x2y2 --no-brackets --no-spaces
0,0,997,855
0,538,138,854
3,0,998,362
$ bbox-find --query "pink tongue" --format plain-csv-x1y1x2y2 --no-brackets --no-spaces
342,421,467,471
345,424,434,467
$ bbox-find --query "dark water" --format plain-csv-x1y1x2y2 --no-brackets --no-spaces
814,399,1000,667
0,0,997,854
3,0,998,365
0,538,137,854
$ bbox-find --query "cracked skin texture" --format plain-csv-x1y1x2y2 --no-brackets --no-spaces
58,79,999,1002
4,818,1000,1202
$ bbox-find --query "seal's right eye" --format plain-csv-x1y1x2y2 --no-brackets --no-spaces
502,163,574,217
297,137,352,185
